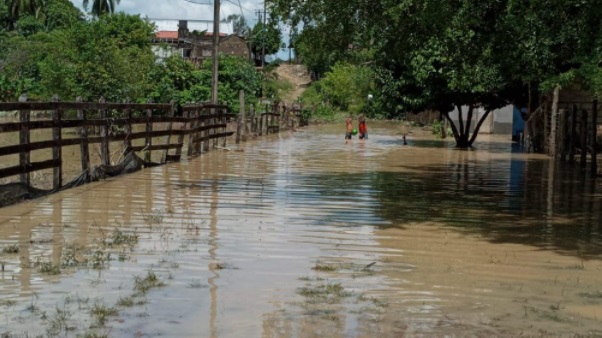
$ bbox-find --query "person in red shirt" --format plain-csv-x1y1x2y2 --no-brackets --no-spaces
358,115,368,140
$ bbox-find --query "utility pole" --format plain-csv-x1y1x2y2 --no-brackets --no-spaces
261,1,266,69
211,0,220,104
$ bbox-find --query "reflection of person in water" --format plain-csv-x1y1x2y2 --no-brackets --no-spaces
358,115,368,140
345,116,353,143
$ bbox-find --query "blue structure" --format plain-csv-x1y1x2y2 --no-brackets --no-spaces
512,106,526,142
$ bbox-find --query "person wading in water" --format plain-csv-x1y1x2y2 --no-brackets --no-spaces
358,115,368,141
345,116,354,144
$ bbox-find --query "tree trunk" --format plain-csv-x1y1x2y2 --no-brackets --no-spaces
468,109,493,146
457,105,465,141
442,112,460,143
443,108,491,148
465,105,474,137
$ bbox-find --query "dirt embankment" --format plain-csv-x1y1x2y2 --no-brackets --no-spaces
274,64,312,103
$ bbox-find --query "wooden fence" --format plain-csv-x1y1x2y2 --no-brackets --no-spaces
0,96,235,190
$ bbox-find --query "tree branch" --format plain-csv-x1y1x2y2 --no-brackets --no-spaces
443,111,460,143
465,104,474,136
457,105,465,138
468,109,492,145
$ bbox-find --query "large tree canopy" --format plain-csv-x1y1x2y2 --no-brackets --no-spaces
269,0,602,147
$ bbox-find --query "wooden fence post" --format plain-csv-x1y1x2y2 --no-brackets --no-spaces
145,98,153,164
77,96,90,178
236,91,245,144
124,97,132,149
99,97,110,166
259,113,263,136
221,106,227,148
201,105,209,153
250,104,255,133
581,108,588,168
569,105,576,163
163,100,176,163
187,103,196,156
174,105,189,161
18,93,30,185
52,95,62,189
212,107,218,149
592,100,598,175
559,108,567,161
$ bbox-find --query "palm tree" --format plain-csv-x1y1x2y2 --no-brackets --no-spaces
83,0,120,16
10,0,42,20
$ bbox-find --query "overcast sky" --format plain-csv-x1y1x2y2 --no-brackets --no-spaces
68,0,292,59
69,0,263,22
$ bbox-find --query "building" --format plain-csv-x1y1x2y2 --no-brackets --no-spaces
151,19,249,63
448,105,523,138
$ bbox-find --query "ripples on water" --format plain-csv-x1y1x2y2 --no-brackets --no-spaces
1,122,601,337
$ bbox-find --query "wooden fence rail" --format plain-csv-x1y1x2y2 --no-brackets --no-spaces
0,96,236,190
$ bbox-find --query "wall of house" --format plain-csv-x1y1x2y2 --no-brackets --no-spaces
152,45,178,63
448,105,514,135
220,37,250,59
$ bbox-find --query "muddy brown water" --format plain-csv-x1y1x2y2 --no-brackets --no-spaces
1,122,602,337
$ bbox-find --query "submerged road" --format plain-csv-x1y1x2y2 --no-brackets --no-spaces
1,122,602,337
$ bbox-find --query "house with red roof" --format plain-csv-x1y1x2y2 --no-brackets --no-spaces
152,20,249,63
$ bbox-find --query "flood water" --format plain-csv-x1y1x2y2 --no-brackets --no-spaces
1,122,602,337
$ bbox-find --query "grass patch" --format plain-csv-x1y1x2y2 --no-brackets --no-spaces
88,249,112,270
2,244,19,254
116,296,135,307
312,263,338,272
357,294,389,308
35,261,61,275
297,282,353,299
105,228,138,247
133,270,166,294
142,209,164,225
578,290,602,300
47,306,74,335
90,302,119,327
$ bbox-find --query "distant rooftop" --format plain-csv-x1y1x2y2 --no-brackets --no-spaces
155,31,178,39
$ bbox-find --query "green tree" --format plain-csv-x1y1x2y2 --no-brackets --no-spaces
318,62,374,115
227,14,249,37
83,0,120,16
39,13,155,101
9,0,41,21
249,21,283,64
271,0,601,147
44,0,83,31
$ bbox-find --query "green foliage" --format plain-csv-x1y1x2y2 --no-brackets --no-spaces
149,54,260,111
270,0,602,146
249,21,283,61
297,62,379,120
36,13,156,101
319,62,374,115
83,0,120,17
0,5,262,110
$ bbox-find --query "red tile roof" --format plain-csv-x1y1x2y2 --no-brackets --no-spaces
156,31,178,39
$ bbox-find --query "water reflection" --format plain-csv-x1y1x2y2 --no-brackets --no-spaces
301,159,602,256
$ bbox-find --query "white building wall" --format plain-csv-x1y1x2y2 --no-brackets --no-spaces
448,105,514,134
